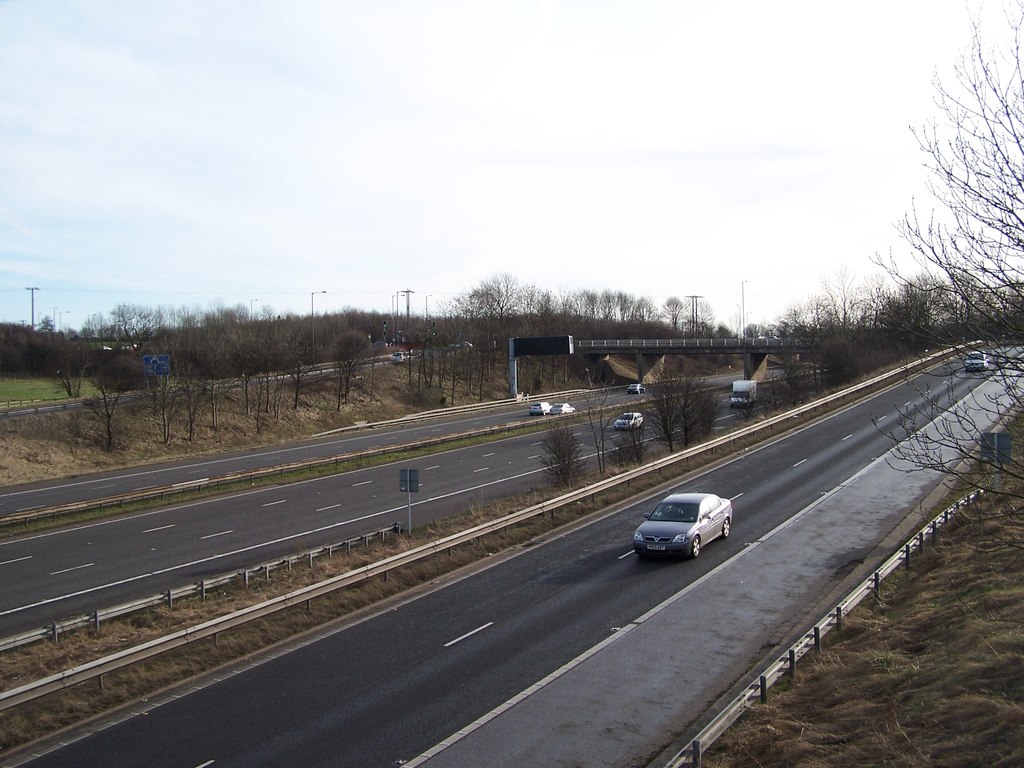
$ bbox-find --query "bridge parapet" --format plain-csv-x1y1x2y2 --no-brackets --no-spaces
577,338,812,355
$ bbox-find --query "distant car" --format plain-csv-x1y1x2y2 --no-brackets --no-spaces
613,412,644,430
549,403,576,415
633,492,733,558
626,383,645,394
390,351,409,363
964,351,991,372
529,401,553,415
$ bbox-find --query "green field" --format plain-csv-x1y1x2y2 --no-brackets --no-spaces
0,377,93,406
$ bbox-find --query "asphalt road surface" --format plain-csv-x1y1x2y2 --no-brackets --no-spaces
5,364,999,768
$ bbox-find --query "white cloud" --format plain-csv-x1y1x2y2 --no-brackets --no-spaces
0,0,998,328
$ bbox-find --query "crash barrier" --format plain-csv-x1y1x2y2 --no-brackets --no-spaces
0,389,590,530
0,524,402,655
1,343,947,530
663,489,982,767
0,351,950,712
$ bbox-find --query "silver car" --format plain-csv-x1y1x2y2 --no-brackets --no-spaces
633,492,732,558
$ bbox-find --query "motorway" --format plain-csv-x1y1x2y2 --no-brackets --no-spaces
0,386,729,635
4,363,992,768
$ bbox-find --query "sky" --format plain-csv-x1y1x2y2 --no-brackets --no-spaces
0,1,1005,333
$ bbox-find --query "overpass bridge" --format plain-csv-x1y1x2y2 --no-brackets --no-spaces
575,337,813,381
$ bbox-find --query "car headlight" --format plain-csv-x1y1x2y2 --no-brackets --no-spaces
633,530,644,542
671,533,690,543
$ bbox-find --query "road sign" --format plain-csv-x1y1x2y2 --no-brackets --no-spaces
982,431,1012,466
142,354,171,376
400,468,419,534
400,468,419,492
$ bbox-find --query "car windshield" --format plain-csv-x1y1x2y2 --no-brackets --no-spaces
649,501,700,523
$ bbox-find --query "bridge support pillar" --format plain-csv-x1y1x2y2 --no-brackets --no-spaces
743,351,769,380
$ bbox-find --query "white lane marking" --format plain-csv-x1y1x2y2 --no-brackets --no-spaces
424,465,440,470
262,500,287,507
793,459,807,467
143,524,175,533
51,562,94,576
618,550,634,560
842,434,853,441
444,622,494,648
353,480,373,487
193,761,215,768
201,530,233,540
0,555,32,567
473,467,489,473
1,466,553,618
482,452,495,458
316,504,342,512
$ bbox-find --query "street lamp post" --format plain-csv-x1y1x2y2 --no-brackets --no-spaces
250,298,259,319
25,287,39,330
58,310,70,333
311,290,326,356
740,280,747,339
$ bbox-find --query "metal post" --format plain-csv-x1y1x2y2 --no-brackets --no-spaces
814,625,821,652
788,648,796,678
759,675,768,703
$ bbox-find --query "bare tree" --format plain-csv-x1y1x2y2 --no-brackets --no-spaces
662,297,685,332
879,3,1024,519
540,424,587,487
611,425,647,466
579,383,618,474
333,330,372,409
648,374,720,452
52,339,88,398
85,351,141,451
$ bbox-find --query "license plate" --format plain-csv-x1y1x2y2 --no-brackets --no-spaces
647,544,666,551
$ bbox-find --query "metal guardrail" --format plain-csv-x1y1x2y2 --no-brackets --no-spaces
577,337,810,349
0,388,591,529
0,352,948,712
0,524,402,654
664,490,981,767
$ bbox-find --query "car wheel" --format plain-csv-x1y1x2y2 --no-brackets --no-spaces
690,536,701,558
721,518,731,539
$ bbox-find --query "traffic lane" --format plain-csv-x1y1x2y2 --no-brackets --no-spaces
0,362,968,634
0,428,593,632
17,501,745,768
14,394,903,768
0,391,582,511
0,366,956,634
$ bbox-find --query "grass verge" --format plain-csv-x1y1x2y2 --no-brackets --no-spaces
701,492,1024,768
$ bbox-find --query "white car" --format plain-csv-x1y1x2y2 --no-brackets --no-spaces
964,351,991,372
626,383,645,394
390,351,409,363
549,403,576,415
529,401,553,415
614,412,644,430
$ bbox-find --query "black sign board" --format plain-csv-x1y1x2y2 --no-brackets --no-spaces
511,335,574,356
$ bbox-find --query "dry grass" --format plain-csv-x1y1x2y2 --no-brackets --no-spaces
703,496,1024,768
0,367,501,486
